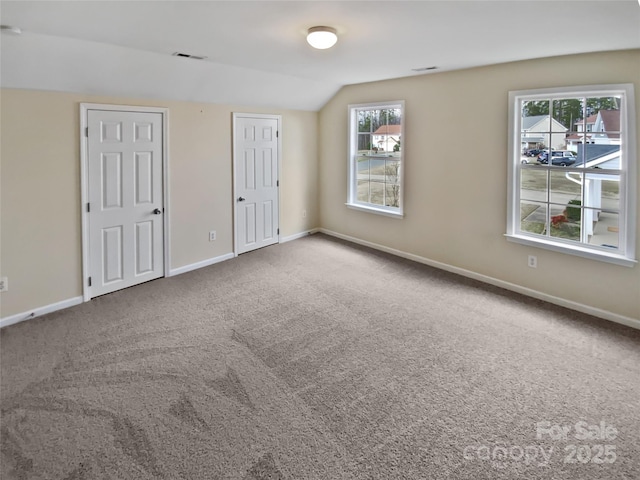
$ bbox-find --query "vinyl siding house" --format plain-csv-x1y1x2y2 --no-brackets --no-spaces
566,109,621,149
372,125,401,153
520,114,569,151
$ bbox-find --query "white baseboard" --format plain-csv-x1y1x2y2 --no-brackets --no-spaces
319,228,640,331
280,228,320,243
5,231,635,331
1,296,84,329
2,253,236,328
169,252,235,277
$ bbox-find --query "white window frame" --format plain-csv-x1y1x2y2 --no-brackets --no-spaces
347,101,405,218
506,84,636,267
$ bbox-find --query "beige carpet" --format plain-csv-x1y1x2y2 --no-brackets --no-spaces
1,234,639,479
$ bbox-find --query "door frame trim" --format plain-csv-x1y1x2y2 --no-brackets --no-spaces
80,103,171,301
231,113,282,256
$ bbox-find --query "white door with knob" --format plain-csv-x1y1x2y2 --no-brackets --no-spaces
233,114,280,255
86,109,165,297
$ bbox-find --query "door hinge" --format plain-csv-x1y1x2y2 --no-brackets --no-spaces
276,130,279,138
87,202,90,213
85,127,88,137
276,180,279,187
88,277,92,287
277,228,280,235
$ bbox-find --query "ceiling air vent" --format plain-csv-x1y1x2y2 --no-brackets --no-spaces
172,52,207,60
411,66,438,72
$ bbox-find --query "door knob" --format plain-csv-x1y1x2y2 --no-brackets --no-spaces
153,208,162,215
238,197,246,202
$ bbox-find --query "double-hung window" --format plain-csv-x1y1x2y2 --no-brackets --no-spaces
507,84,636,266
347,101,404,217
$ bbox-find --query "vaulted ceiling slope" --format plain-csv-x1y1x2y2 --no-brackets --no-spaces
1,1,639,111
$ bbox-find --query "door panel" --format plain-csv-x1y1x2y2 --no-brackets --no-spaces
102,153,123,209
88,110,164,297
135,221,154,275
245,204,256,245
234,115,279,254
102,226,123,284
263,201,274,239
134,152,154,205
245,150,256,189
262,150,273,186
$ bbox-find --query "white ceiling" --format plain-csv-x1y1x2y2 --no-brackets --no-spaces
1,0,639,111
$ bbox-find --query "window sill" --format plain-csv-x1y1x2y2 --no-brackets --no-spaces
346,203,404,219
505,234,636,267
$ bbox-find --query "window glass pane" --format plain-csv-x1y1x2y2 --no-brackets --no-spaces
388,108,402,123
357,133,372,155
583,97,621,170
357,179,369,203
385,160,401,208
520,201,547,236
584,174,620,212
521,101,551,162
520,167,548,202
601,176,620,211
570,134,588,166
586,96,620,116
588,210,619,250
580,143,621,171
521,135,544,161
372,109,402,153
522,100,550,128
552,98,583,151
370,158,385,174
550,203,581,242
384,159,400,183
385,184,400,208
550,170,581,205
553,97,586,162
358,110,372,133
369,182,385,206
357,158,370,182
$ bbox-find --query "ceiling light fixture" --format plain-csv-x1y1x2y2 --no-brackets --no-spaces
307,26,338,50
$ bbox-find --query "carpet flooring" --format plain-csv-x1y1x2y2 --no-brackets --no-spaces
1,234,639,479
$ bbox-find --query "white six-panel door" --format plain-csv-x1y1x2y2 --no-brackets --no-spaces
87,110,164,297
234,115,280,255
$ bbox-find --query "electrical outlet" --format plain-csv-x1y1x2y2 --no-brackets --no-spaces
528,255,537,268
302,209,307,218
0,277,8,292
209,230,217,242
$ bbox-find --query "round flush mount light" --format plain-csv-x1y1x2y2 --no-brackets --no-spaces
307,26,338,50
1,25,22,35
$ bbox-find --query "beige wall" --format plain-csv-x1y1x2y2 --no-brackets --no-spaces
2,50,639,323
0,89,318,317
319,50,640,321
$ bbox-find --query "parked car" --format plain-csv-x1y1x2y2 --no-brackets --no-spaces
538,150,577,166
526,148,543,157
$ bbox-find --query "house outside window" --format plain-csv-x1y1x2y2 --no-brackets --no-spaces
507,84,636,266
347,101,404,217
